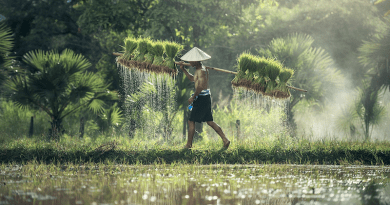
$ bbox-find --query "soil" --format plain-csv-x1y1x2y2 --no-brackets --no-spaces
117,58,177,77
231,79,290,99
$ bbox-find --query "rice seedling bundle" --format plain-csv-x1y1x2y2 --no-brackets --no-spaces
144,40,155,64
150,41,165,66
275,68,294,93
122,37,138,60
253,57,268,86
164,41,183,69
238,52,253,73
134,39,148,61
116,37,184,76
265,59,282,94
232,52,255,83
232,51,293,98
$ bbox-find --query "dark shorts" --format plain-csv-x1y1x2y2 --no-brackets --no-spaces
189,95,213,123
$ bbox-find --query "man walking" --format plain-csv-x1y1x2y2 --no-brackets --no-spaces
178,47,230,149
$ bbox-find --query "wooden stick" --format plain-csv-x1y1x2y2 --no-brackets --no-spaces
114,58,307,92
174,61,308,92
113,52,123,56
286,85,307,92
175,62,238,75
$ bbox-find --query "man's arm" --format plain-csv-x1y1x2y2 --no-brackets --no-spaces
178,62,194,82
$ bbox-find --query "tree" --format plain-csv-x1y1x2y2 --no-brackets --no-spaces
235,0,384,86
0,23,13,92
258,34,343,129
6,49,117,140
354,20,390,140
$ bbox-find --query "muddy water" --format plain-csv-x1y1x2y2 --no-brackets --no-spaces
0,164,389,205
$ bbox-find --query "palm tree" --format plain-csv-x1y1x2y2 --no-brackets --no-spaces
6,49,117,140
356,22,390,141
257,34,343,130
0,22,13,90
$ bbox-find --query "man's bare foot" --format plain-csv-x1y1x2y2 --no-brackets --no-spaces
184,145,192,149
223,140,230,149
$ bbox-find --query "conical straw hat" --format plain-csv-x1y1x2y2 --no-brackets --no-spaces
180,47,211,61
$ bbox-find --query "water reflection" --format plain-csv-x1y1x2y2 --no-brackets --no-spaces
0,164,389,205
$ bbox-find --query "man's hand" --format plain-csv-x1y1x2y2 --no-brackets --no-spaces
178,61,185,70
188,96,195,104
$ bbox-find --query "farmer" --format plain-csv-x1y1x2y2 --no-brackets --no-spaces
178,47,230,149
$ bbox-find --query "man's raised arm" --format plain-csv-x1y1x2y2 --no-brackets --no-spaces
178,61,194,82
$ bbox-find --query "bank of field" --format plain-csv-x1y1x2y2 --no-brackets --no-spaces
1,135,390,165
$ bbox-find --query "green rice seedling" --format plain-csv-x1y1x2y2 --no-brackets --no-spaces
144,40,155,64
265,58,282,94
237,52,253,73
232,70,245,83
276,68,294,93
122,37,138,60
253,57,268,86
134,38,148,61
150,41,165,66
164,41,183,69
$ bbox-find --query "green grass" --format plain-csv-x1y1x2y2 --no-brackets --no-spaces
1,134,390,165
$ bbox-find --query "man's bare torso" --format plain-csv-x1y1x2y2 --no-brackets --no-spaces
194,67,208,91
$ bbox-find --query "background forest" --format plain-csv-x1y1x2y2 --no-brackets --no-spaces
0,0,389,143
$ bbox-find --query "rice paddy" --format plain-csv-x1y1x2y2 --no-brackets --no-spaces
0,162,389,205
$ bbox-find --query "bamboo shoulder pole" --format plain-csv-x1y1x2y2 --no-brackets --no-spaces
114,56,307,92
174,62,237,75
113,52,123,56
174,61,307,92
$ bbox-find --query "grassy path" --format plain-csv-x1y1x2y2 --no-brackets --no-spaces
1,136,390,165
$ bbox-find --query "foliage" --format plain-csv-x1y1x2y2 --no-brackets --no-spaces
76,0,154,34
6,49,117,140
355,84,386,141
226,0,384,89
0,100,50,140
0,23,13,91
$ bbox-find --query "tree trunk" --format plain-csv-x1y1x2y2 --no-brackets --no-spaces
48,117,63,141
28,116,34,138
79,117,85,138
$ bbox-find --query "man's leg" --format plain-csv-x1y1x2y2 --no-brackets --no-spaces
206,121,230,148
185,120,195,148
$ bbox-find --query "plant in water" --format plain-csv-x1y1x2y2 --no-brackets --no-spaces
6,49,117,140
265,59,282,94
164,41,183,69
275,68,294,93
122,37,137,60
135,38,148,61
150,41,165,66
